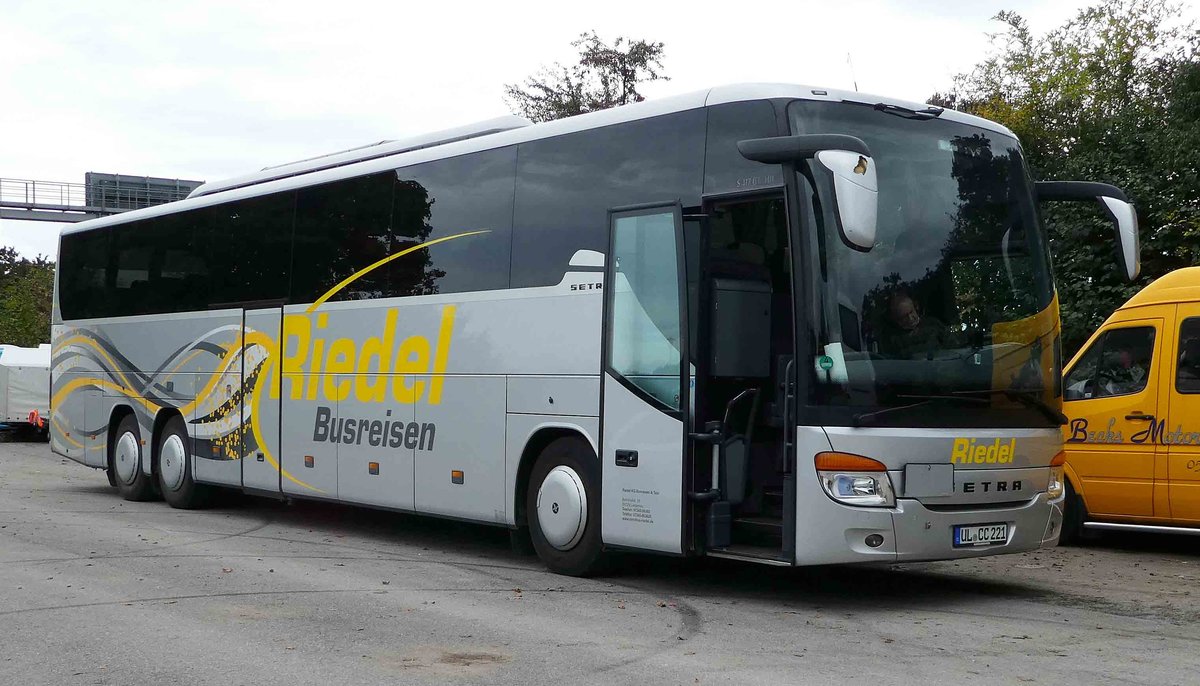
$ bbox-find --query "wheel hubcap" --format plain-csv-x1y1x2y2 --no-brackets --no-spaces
114,431,139,485
160,434,187,491
537,466,587,551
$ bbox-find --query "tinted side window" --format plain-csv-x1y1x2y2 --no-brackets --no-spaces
111,213,205,315
388,147,516,296
292,173,394,303
512,110,706,288
199,192,295,306
58,229,112,320
1177,318,1200,393
703,100,782,195
1065,326,1155,399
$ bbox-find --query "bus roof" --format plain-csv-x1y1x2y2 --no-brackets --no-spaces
1120,267,1200,309
61,83,1016,238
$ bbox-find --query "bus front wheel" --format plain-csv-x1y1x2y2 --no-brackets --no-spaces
155,415,211,509
110,414,157,502
526,437,608,577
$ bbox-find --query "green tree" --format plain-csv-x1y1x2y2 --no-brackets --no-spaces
0,247,54,347
504,31,669,123
942,0,1200,354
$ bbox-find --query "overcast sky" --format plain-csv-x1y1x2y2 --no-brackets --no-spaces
2,0,1185,258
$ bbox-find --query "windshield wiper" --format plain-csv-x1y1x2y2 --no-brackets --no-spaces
953,389,1069,426
872,102,944,120
852,394,988,427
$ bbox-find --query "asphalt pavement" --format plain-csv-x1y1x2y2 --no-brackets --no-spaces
2,440,1198,685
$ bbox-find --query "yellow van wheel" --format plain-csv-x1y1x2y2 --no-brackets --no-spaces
1059,480,1087,545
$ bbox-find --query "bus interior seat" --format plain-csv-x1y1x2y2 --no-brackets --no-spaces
718,389,761,506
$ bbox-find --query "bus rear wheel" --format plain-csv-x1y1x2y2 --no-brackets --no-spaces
526,437,607,577
110,414,157,502
155,415,211,509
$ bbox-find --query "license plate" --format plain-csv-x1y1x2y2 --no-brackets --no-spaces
953,523,1008,547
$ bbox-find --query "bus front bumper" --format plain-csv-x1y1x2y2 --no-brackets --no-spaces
794,488,1063,565
890,493,1063,563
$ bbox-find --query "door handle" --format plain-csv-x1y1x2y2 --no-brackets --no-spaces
1125,412,1155,421
615,449,638,467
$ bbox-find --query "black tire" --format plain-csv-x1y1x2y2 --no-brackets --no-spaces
110,414,157,501
1058,479,1087,545
526,437,608,577
155,415,211,509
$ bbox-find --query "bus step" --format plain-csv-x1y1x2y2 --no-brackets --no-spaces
732,516,783,546
762,488,785,518
707,543,792,566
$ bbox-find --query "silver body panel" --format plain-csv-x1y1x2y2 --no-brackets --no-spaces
52,271,606,530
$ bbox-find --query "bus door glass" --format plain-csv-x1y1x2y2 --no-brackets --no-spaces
242,306,284,493
600,203,688,554
1166,309,1200,523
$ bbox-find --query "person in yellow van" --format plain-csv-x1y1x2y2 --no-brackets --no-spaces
1060,267,1200,542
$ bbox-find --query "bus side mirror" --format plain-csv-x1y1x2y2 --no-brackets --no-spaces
1036,181,1140,281
738,134,877,251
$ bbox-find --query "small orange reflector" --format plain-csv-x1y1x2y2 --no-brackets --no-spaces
368,461,380,475
451,469,464,485
304,455,315,468
1050,450,1067,467
814,451,887,472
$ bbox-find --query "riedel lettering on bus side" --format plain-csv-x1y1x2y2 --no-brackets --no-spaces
275,305,456,406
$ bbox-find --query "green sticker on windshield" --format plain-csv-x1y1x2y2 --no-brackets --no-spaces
818,355,834,371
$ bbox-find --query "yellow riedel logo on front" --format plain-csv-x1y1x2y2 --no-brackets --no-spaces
951,438,1016,464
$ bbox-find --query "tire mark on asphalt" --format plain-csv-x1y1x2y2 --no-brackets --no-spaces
0,586,675,618
138,512,278,552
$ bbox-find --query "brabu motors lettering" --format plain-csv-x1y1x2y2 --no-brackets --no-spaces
1068,417,1200,446
950,438,1016,464
277,305,455,405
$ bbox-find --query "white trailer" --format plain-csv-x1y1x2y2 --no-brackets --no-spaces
0,344,50,431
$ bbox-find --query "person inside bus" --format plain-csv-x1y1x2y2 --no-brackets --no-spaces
877,290,950,358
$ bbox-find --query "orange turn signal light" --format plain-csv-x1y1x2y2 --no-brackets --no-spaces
814,451,887,472
1050,450,1067,467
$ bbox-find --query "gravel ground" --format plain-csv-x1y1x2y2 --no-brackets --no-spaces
2,440,1198,685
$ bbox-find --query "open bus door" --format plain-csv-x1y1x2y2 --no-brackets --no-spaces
599,202,690,554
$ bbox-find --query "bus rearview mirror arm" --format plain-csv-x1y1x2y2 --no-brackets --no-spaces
1036,181,1141,282
738,134,877,252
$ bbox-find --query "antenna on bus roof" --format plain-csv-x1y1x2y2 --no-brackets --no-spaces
847,53,859,93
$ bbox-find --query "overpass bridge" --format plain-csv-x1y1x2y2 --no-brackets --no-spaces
0,174,203,223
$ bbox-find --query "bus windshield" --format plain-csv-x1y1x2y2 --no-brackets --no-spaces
790,100,1061,428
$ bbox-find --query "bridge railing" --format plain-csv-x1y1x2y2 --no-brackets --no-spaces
0,178,90,210
0,176,196,215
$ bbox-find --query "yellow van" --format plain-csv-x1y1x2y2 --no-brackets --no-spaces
1061,267,1200,540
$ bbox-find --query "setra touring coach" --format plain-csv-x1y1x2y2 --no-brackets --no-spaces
51,84,1140,574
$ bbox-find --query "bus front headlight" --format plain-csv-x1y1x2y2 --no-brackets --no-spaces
815,452,895,508
1046,451,1067,501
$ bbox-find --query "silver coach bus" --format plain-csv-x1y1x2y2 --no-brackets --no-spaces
51,84,1140,575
